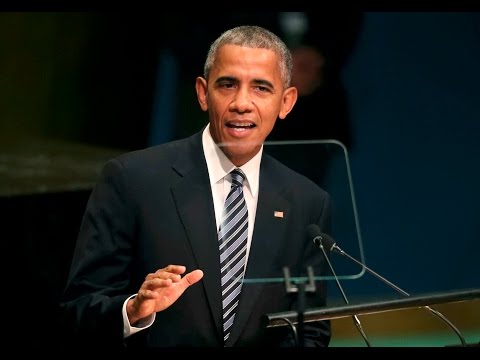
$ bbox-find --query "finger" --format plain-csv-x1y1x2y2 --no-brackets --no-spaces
172,270,203,295
145,272,171,281
143,278,173,291
183,269,204,286
146,265,185,280
164,264,187,274
149,271,182,282
154,265,186,275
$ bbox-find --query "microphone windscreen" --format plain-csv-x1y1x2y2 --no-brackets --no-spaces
320,232,336,250
307,224,322,241
307,224,336,250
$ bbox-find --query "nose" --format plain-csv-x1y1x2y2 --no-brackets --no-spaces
230,87,254,113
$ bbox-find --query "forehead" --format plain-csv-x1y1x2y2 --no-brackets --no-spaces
211,44,282,84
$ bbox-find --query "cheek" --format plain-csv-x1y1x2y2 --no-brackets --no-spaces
266,100,285,121
260,113,278,133
209,98,229,117
209,106,224,122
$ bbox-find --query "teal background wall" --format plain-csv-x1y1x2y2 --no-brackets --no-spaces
340,12,479,298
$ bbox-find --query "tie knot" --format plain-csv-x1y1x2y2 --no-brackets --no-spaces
230,168,246,188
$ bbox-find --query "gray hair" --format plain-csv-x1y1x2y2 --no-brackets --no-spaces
203,25,292,89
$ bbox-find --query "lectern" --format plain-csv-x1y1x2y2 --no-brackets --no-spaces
263,288,480,347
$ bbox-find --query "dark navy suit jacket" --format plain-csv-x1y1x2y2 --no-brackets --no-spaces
60,130,332,348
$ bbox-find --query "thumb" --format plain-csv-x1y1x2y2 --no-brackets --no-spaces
181,269,204,289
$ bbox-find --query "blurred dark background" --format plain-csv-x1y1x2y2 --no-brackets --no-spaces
1,12,479,346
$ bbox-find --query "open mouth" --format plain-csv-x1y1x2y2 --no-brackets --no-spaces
226,122,256,130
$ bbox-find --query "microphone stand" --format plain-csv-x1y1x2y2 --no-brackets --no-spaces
318,243,371,346
332,244,467,347
282,266,316,347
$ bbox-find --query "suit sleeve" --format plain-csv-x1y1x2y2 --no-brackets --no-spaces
58,158,137,349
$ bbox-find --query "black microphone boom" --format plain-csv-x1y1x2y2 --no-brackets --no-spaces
309,224,371,346
308,224,467,347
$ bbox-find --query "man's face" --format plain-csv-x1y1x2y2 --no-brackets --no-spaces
196,44,297,166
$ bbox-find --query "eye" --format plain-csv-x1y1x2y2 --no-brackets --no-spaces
256,85,270,92
254,85,273,94
219,81,236,89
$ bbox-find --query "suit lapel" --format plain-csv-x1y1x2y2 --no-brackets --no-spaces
170,135,223,341
170,136,292,346
225,158,290,346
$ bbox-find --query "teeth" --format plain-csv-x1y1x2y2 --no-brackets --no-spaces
228,122,253,128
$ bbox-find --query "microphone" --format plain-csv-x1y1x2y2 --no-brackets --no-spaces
308,224,467,347
307,224,372,347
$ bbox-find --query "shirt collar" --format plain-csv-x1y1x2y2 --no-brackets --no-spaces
202,124,262,197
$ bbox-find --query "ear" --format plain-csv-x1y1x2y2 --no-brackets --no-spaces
195,77,208,111
278,86,298,120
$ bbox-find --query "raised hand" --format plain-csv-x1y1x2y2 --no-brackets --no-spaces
126,265,204,325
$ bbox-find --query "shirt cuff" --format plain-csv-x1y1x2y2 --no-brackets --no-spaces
122,294,155,338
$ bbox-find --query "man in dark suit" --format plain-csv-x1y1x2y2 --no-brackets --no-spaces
60,25,332,348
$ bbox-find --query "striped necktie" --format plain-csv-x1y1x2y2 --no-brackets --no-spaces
218,168,248,343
